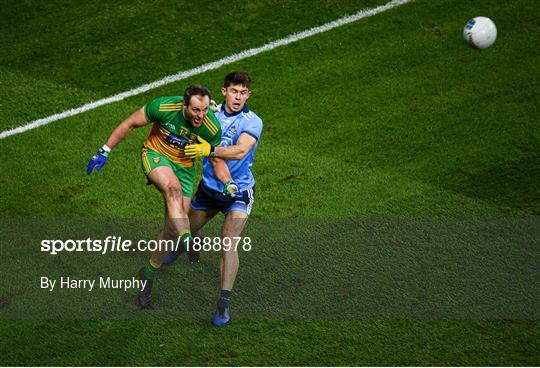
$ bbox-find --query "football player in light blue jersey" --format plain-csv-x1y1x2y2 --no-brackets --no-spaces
200,101,261,196
163,71,263,326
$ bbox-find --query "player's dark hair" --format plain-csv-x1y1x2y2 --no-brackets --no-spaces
224,71,252,89
183,85,211,106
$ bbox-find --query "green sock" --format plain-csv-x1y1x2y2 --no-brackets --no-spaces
144,262,159,280
180,232,193,251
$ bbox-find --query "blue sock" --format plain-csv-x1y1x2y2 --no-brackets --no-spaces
217,290,231,309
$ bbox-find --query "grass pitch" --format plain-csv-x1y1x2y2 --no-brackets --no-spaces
0,0,539,365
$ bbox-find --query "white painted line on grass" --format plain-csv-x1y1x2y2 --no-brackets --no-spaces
0,0,411,140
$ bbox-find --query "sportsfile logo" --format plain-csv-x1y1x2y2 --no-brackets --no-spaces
40,236,183,255
40,236,252,255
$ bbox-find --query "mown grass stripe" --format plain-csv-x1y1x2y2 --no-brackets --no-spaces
0,0,411,140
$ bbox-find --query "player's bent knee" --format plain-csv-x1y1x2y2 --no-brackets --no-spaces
163,184,183,200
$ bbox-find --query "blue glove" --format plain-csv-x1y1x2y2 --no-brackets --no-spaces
87,146,110,174
223,179,240,198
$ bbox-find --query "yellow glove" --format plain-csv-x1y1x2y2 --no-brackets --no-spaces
184,136,215,158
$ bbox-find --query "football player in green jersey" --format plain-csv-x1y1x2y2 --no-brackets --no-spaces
87,85,222,308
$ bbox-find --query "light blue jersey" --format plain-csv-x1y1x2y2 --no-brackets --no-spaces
202,104,263,192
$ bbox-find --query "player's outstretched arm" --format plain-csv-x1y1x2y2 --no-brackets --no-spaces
87,107,149,174
184,133,256,160
105,107,149,149
213,133,257,160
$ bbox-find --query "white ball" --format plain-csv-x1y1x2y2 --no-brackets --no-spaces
463,16,497,49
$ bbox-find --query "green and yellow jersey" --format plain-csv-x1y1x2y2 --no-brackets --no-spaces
143,96,221,167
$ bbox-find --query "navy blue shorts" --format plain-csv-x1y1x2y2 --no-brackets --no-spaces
191,182,255,215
